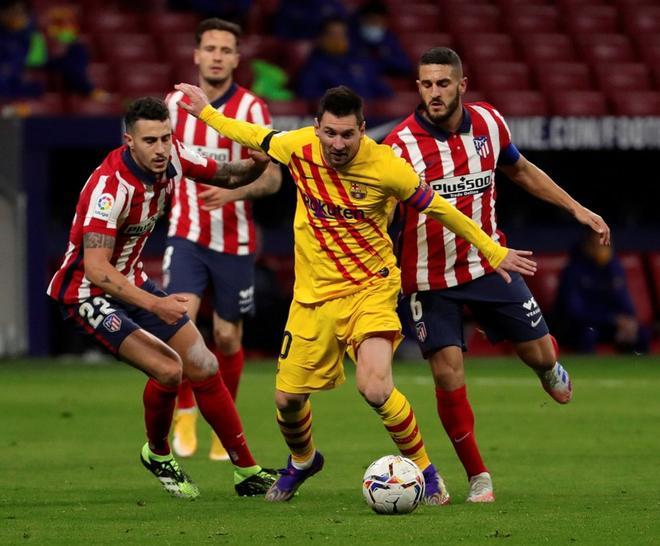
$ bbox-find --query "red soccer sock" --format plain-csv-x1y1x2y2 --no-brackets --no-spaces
215,347,244,401
176,378,196,410
143,378,179,455
190,371,256,468
436,385,488,479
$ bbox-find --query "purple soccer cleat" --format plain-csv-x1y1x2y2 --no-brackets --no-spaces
422,463,451,505
265,451,325,502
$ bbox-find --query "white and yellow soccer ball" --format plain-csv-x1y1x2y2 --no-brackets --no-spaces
362,455,425,515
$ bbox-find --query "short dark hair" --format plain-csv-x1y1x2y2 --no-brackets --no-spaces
195,17,242,47
419,47,463,75
124,97,169,132
316,86,364,124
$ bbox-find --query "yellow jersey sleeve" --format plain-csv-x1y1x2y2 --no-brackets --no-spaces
199,104,293,164
380,151,508,269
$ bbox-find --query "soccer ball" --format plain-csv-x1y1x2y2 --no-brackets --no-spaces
362,455,425,515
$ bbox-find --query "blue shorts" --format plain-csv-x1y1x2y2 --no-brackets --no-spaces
59,280,189,357
400,272,549,358
162,237,255,322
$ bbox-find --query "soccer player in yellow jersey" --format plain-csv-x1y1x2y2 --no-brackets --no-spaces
175,82,537,504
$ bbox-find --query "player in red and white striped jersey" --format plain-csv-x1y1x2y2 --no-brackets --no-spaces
47,97,277,498
384,48,610,503
163,18,282,461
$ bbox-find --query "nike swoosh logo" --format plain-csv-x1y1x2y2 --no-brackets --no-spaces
454,432,471,443
531,317,542,327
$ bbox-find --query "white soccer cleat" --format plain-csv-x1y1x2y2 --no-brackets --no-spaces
466,472,495,503
539,362,573,404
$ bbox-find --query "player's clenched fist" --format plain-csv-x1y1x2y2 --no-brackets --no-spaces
152,294,189,325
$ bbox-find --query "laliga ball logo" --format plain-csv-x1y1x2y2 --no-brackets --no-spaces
362,455,425,515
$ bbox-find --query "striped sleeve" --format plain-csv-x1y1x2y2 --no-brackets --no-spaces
176,139,218,181
82,174,126,236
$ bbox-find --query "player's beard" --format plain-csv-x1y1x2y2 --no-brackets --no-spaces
423,90,461,124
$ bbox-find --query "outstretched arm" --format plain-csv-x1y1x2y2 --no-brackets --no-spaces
175,83,274,152
499,155,610,245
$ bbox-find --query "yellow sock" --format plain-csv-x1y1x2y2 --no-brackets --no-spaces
373,388,431,471
276,400,315,465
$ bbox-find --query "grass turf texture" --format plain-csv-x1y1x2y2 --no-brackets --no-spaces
1,356,659,545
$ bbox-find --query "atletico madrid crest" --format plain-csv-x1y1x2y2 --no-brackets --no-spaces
415,322,427,342
473,136,490,159
350,182,367,200
103,313,122,333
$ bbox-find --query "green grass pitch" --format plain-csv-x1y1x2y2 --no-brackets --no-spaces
2,356,660,545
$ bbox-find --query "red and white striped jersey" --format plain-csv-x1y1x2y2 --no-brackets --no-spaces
47,140,217,304
165,83,272,255
384,102,518,294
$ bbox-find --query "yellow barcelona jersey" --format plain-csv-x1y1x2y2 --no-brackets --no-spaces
199,106,507,303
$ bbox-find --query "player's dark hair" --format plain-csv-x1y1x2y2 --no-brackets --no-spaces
124,97,169,132
317,85,364,125
195,17,242,47
419,47,463,75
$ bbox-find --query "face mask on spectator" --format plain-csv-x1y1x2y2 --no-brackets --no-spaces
360,24,385,43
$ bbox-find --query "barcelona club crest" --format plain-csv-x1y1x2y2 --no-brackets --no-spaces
350,182,367,200
473,136,491,159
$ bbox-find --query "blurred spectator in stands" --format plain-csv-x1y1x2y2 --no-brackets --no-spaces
0,0,104,109
349,0,412,77
273,0,347,40
555,229,650,354
296,17,392,100
0,0,44,99
168,0,252,25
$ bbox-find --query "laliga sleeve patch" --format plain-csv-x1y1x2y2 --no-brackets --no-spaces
92,193,115,220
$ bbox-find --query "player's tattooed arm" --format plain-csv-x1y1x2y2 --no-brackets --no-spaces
209,150,271,189
199,161,282,209
83,232,115,249
82,231,166,312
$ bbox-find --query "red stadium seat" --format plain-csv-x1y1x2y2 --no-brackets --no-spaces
463,90,487,104
620,252,654,325
146,12,200,35
623,5,660,34
97,33,160,63
459,34,516,64
577,34,636,64
400,33,455,65
391,12,441,34
474,62,532,93
535,63,592,95
636,34,660,65
506,6,561,34
525,253,569,314
173,64,198,87
88,62,115,91
651,64,660,89
521,34,578,64
84,11,141,34
610,91,660,116
279,40,314,79
68,94,124,116
117,63,172,99
367,92,420,120
19,93,65,116
549,90,608,115
166,33,195,64
594,63,652,95
564,5,620,35
447,5,502,34
488,90,549,116
266,99,312,117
